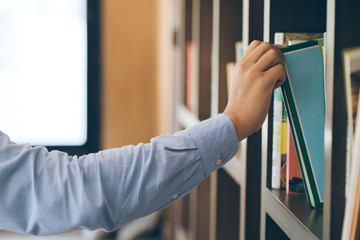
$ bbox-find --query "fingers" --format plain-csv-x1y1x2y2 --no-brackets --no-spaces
238,40,286,90
255,48,284,72
246,42,277,64
264,63,286,90
240,40,262,60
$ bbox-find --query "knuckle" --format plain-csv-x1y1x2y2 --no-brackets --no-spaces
268,48,278,57
250,40,262,46
262,42,273,49
247,66,259,79
235,62,246,73
268,49,280,62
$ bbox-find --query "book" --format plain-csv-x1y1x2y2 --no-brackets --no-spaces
280,100,288,190
271,88,288,190
286,123,304,194
272,32,324,191
280,40,325,208
342,91,360,240
342,46,360,199
271,88,283,189
274,32,323,46
275,33,327,100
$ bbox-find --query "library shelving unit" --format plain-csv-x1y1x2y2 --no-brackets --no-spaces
260,0,326,239
170,0,263,239
168,0,360,239
260,0,360,239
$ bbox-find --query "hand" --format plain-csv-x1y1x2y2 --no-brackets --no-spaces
223,40,286,141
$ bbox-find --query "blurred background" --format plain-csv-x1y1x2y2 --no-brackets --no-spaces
0,0,173,239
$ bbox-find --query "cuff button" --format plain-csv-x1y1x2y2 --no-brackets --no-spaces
216,158,222,166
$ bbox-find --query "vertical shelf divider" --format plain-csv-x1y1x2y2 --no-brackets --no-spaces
323,0,335,238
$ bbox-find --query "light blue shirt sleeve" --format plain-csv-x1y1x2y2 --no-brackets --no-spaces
0,114,238,235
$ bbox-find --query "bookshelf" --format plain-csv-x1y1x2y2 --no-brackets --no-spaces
260,0,360,239
168,0,360,239
260,0,326,239
170,0,262,239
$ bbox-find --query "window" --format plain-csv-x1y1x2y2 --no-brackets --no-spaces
0,0,100,155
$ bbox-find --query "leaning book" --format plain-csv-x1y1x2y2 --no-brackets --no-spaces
272,32,323,192
280,40,325,208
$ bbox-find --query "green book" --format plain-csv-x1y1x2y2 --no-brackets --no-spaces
280,40,325,209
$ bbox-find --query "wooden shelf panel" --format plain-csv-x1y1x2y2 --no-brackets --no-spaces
264,188,322,240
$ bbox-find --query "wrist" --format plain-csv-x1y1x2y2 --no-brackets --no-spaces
223,110,247,142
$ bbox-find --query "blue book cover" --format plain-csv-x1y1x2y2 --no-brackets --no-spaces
280,40,325,208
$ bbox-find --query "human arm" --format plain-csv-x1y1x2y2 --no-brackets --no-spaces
0,40,285,236
0,114,238,235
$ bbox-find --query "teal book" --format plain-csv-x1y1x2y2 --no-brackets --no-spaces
280,40,325,208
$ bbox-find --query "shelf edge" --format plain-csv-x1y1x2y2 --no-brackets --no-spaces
264,189,320,240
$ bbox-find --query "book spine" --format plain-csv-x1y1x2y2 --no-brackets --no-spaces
272,32,286,189
271,88,283,189
286,123,304,194
280,101,288,190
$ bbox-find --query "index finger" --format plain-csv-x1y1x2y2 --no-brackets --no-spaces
240,40,263,61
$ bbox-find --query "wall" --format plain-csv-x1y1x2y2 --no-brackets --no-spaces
101,0,161,149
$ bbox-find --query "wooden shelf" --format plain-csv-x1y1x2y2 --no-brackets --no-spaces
264,189,322,240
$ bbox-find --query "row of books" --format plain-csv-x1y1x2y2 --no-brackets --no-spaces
271,88,304,194
270,32,360,237
271,32,325,209
207,31,360,237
